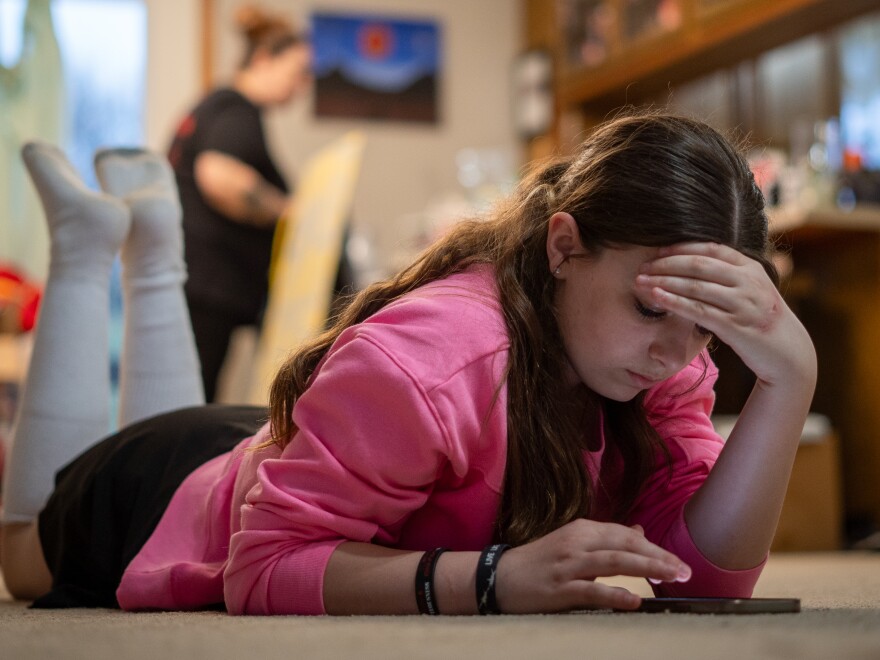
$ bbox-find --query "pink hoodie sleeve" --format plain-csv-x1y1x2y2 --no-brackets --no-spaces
223,333,451,615
632,353,766,598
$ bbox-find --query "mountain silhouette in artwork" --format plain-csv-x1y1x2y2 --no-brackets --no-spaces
316,69,438,123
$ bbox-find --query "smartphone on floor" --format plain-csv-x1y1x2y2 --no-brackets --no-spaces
630,597,800,614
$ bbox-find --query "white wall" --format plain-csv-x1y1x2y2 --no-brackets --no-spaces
143,0,202,151
211,0,523,274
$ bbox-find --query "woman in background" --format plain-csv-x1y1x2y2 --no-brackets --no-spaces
169,4,311,401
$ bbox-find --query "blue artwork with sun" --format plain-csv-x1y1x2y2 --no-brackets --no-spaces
312,13,441,123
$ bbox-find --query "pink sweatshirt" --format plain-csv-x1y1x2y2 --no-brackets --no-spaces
116,266,764,613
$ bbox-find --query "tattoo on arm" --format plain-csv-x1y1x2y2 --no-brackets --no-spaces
243,185,264,217
241,180,282,226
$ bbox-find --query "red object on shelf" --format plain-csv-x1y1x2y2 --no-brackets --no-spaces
843,149,863,173
0,264,41,332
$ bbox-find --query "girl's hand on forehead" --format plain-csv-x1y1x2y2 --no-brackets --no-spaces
634,241,815,388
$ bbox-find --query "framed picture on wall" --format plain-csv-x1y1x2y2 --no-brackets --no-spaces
312,12,441,123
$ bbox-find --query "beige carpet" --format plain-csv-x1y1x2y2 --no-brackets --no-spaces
2,552,878,659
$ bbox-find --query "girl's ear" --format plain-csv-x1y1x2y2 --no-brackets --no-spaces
546,212,583,276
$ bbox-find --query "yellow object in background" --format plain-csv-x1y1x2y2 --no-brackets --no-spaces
249,131,366,404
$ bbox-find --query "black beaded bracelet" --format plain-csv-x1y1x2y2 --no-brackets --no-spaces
415,547,448,615
476,543,511,615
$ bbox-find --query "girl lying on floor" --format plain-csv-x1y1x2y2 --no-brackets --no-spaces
0,112,816,615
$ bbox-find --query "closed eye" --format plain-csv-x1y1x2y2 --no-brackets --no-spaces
637,299,714,340
635,299,665,320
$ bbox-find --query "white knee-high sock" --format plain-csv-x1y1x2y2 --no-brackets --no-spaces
1,142,130,523
94,148,204,427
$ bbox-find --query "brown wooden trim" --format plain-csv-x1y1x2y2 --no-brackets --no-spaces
524,0,556,49
201,0,214,91
824,28,843,121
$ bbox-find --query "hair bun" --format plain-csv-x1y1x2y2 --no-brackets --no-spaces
234,3,291,38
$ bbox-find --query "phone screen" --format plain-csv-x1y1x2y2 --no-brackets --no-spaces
630,597,800,614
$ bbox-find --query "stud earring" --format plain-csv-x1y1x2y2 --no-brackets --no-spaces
554,266,561,275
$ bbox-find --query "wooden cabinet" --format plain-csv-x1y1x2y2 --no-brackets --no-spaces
710,204,880,540
524,0,880,156
773,206,880,537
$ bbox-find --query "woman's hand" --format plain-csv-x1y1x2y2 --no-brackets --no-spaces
635,242,816,391
494,519,691,613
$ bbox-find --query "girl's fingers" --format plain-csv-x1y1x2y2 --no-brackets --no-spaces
656,241,752,266
570,550,690,583
577,523,689,569
636,246,778,331
642,243,767,291
646,287,728,330
635,274,736,313
641,254,741,288
569,581,642,611
516,520,695,613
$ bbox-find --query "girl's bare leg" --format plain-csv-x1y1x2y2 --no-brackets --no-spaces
1,523,51,600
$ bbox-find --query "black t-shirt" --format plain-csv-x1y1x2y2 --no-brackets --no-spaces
168,88,290,319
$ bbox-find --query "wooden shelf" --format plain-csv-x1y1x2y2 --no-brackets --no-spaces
524,0,880,157
556,0,880,110
771,210,880,529
770,203,880,237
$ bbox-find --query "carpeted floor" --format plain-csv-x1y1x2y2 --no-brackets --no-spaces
2,552,878,659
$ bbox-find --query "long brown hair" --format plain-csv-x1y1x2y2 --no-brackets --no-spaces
267,111,776,546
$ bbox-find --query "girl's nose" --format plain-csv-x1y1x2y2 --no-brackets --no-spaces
648,320,696,373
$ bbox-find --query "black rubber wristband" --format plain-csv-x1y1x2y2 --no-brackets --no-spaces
415,547,448,615
476,543,511,615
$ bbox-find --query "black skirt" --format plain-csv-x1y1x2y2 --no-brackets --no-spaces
34,404,267,609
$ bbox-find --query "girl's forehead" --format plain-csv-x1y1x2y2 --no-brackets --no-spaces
599,245,660,268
